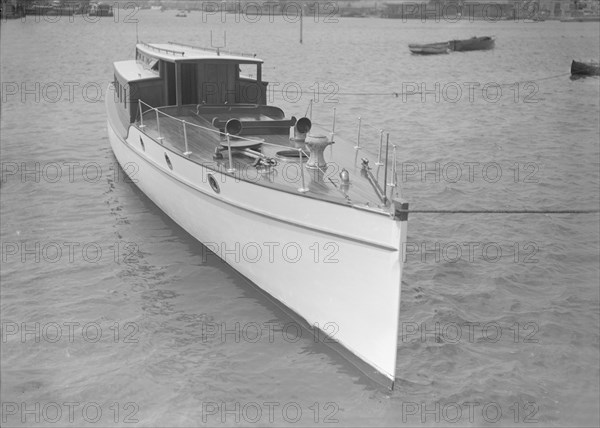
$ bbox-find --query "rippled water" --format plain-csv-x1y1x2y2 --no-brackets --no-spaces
1,11,599,427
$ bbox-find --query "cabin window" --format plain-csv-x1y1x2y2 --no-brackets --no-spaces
239,64,257,80
236,63,262,104
149,59,159,71
123,87,127,107
116,80,121,102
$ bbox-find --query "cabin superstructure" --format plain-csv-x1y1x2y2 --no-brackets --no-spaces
113,42,267,129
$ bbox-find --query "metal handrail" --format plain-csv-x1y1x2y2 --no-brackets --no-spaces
138,100,306,154
167,41,258,59
137,100,325,195
136,100,400,202
139,41,185,56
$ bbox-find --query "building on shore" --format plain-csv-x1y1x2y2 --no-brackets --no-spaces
380,0,599,19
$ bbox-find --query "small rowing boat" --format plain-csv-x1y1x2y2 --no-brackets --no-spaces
408,42,449,55
571,60,600,76
448,36,495,52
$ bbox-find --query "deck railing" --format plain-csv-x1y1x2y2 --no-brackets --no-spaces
137,100,321,195
136,100,399,203
312,108,400,204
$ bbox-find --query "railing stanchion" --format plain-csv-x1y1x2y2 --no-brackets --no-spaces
138,100,145,128
354,116,362,150
388,144,397,190
297,149,309,193
155,108,164,142
376,129,384,166
330,107,336,156
226,133,236,173
331,107,336,137
383,133,389,202
183,120,191,156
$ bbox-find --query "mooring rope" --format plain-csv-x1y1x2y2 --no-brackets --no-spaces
395,208,599,214
329,72,573,97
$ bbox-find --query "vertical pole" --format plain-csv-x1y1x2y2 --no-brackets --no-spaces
331,107,336,135
305,99,313,120
388,145,397,188
155,108,163,142
330,107,336,155
376,129,384,165
226,133,235,173
300,8,303,44
354,116,362,149
298,149,308,193
183,120,191,156
383,133,389,201
392,144,398,190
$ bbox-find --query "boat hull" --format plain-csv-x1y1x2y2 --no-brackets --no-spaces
107,114,407,387
571,60,600,76
409,43,448,55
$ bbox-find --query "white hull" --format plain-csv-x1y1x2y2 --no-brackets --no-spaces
107,117,407,386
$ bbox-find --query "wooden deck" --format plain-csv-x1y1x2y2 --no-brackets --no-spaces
138,105,394,210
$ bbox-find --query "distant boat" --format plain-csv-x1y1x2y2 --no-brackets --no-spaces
27,1,76,16
560,15,600,22
175,11,187,17
88,2,114,17
571,60,600,76
448,36,495,52
408,42,449,55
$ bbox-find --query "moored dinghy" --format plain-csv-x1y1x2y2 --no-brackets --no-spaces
106,42,409,388
408,42,449,55
571,60,600,76
448,36,495,52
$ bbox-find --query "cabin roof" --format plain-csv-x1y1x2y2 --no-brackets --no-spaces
137,42,264,64
114,60,159,82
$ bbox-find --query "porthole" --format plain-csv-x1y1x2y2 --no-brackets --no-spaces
139,137,145,152
208,174,220,193
164,153,173,170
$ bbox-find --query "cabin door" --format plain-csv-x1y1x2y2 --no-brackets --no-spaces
198,63,236,104
165,62,176,105
180,63,197,105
